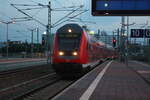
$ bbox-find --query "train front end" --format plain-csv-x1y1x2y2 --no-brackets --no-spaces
52,24,88,74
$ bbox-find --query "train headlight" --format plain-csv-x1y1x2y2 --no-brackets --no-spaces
59,51,64,56
72,51,78,56
68,29,72,33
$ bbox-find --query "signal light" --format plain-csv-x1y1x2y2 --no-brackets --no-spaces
113,39,116,43
112,38,117,47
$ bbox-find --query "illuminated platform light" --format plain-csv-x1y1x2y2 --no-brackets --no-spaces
122,33,127,37
43,31,47,34
105,12,109,15
68,29,72,33
89,31,95,35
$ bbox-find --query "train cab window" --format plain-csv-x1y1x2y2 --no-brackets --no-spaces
58,33,81,51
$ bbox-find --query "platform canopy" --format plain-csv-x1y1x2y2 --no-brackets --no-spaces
92,0,150,16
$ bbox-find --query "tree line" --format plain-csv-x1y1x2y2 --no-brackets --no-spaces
0,42,45,55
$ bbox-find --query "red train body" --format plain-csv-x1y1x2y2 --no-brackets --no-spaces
52,24,116,74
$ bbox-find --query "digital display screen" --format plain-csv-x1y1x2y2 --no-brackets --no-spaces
92,0,150,16
96,0,150,10
58,33,79,38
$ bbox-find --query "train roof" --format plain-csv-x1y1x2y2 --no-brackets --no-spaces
57,24,83,34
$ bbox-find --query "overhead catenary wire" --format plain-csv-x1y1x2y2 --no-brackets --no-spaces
11,4,47,27
53,9,88,27
27,0,41,4
0,5,41,35
53,5,85,27
20,7,45,11
10,0,88,31
1,0,88,41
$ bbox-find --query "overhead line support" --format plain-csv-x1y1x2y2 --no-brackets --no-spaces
11,4,46,27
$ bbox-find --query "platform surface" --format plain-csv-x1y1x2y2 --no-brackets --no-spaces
52,60,150,100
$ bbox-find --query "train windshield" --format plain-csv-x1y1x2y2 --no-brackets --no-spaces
58,33,81,50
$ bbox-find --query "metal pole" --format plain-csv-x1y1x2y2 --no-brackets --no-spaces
98,29,100,40
121,16,125,62
144,36,146,45
37,28,39,44
113,31,114,37
25,39,27,58
112,31,114,47
6,23,8,59
117,28,120,48
37,28,39,55
47,1,52,64
127,16,129,42
117,28,120,60
31,30,33,58
49,1,52,64
46,25,49,61
126,16,129,65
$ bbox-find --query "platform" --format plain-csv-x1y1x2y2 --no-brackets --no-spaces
52,60,150,100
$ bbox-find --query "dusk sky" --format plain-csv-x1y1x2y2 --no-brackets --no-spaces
0,0,150,43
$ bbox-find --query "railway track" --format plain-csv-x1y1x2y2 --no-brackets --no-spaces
0,61,103,100
0,63,49,76
17,63,103,100
0,73,60,100
0,64,54,90
15,80,74,100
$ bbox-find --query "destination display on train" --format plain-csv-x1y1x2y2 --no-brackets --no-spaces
58,33,79,38
92,0,150,16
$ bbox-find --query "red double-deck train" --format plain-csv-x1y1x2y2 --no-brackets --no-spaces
52,23,117,75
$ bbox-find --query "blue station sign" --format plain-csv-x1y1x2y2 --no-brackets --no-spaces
92,0,150,16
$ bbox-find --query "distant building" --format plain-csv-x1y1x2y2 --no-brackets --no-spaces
0,41,22,49
9,41,22,44
2,41,22,45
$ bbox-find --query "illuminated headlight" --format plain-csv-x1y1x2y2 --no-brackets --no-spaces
59,51,64,56
72,51,78,56
68,29,72,33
